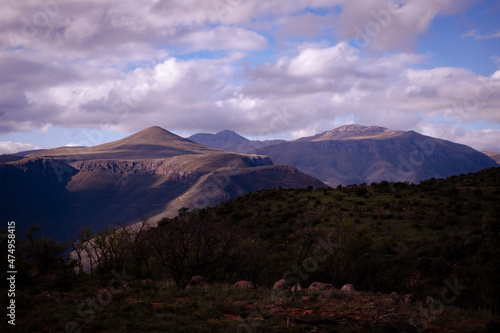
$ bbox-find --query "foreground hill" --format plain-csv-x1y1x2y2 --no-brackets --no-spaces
0,126,324,241
4,167,498,333
256,125,498,186
147,167,500,309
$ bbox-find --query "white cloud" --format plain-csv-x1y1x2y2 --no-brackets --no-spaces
177,26,267,51
0,0,499,152
463,29,500,40
0,141,41,155
335,0,478,51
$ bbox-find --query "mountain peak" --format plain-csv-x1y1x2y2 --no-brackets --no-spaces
27,126,217,161
308,124,405,141
214,130,249,143
121,126,183,144
188,130,250,145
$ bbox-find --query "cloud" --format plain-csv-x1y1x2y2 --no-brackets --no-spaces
175,26,267,51
463,29,500,40
414,124,500,152
0,0,498,151
335,0,478,52
0,141,41,155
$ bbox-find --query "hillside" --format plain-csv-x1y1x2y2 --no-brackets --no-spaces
0,126,324,241
3,167,499,332
157,167,500,299
484,151,500,164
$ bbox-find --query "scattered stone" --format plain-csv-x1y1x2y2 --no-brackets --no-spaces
340,284,356,292
233,280,255,289
273,279,288,290
308,282,335,291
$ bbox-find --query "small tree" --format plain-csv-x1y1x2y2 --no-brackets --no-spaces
20,224,67,276
319,212,372,287
118,218,152,278
151,216,238,289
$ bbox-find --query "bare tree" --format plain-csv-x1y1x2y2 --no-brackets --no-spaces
319,211,372,287
118,217,152,278
151,217,238,289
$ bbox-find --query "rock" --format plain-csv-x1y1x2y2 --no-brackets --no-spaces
340,284,356,292
273,279,288,290
290,283,303,293
308,282,335,291
233,281,255,289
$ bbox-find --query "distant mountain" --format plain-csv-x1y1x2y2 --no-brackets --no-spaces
256,125,499,186
188,130,286,154
0,148,45,163
0,126,324,241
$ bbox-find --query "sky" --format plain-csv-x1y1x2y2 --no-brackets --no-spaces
0,0,500,154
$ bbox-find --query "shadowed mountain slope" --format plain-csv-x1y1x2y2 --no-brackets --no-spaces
483,151,500,164
255,125,498,186
187,125,498,187
0,126,324,241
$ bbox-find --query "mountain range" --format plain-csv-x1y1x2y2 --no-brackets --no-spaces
2,124,498,241
0,126,324,241
188,125,499,186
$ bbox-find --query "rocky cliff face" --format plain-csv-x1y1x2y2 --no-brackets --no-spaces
0,127,322,241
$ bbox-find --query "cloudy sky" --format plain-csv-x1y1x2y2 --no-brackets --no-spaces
0,0,499,154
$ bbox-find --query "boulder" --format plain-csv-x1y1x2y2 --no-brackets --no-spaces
340,284,356,292
389,291,399,299
273,279,288,290
308,282,335,291
233,280,255,289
